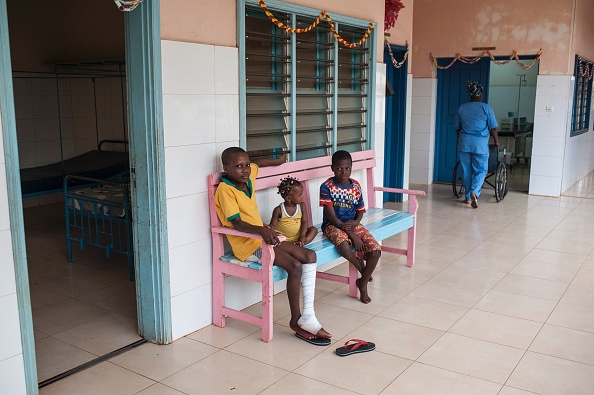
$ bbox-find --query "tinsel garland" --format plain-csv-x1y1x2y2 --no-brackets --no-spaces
257,0,373,48
430,49,543,70
578,57,594,80
385,39,408,69
114,0,143,12
385,0,405,31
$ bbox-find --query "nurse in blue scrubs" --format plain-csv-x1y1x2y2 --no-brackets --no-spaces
455,81,499,208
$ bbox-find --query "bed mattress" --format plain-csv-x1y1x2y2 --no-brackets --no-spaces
20,150,129,196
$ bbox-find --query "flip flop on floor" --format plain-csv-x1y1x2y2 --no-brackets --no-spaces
295,332,331,346
335,339,375,356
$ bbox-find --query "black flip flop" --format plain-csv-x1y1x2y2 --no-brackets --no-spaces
295,332,331,346
335,339,375,356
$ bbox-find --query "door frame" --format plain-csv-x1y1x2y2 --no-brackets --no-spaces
0,0,170,391
0,1,37,392
125,0,172,346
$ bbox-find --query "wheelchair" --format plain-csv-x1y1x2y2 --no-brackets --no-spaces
452,144,509,202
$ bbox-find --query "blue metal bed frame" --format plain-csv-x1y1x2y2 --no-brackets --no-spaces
64,175,134,280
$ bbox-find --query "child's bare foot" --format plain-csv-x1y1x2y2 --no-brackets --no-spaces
356,278,371,304
354,258,373,282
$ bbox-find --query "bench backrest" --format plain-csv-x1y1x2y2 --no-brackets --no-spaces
208,150,379,229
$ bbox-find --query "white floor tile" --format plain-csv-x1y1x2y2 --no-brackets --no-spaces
33,179,594,394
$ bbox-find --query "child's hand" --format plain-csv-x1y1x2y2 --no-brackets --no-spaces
298,236,308,246
342,220,359,231
259,226,280,245
351,234,365,251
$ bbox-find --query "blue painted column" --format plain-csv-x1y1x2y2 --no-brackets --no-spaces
125,0,172,344
0,0,39,392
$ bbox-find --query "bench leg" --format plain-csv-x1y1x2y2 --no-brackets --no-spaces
348,262,358,298
407,226,417,267
212,264,226,328
261,279,274,342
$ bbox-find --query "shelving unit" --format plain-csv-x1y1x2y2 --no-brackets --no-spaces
499,117,527,132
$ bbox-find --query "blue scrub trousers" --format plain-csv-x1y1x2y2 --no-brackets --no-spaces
458,151,488,201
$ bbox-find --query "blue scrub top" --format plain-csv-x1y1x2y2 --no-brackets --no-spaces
455,102,498,155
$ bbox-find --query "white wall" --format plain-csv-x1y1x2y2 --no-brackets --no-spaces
530,75,594,196
0,110,28,394
12,73,127,170
161,40,389,339
530,75,571,196
561,78,594,192
161,40,239,340
409,77,437,184
403,73,413,193
374,64,386,204
12,72,127,208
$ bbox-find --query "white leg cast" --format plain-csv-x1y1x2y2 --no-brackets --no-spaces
297,263,322,336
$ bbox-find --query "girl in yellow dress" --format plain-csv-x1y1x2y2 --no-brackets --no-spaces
269,176,317,246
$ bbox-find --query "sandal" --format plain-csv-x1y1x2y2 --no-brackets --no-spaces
470,192,478,209
335,339,375,357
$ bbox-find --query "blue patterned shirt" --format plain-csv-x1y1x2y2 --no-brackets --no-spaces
319,177,365,231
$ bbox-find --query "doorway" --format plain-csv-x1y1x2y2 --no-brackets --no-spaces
383,44,408,202
434,58,490,184
487,60,538,192
0,0,170,391
434,56,538,192
7,1,139,385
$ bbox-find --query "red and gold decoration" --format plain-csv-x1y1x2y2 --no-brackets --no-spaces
430,49,543,70
257,0,374,48
114,0,143,12
384,0,405,31
578,56,594,80
385,38,408,69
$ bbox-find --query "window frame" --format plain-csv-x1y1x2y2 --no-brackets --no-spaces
571,55,593,137
237,0,377,160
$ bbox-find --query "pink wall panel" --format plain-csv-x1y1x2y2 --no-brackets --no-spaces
161,0,388,62
572,0,594,61
412,0,575,77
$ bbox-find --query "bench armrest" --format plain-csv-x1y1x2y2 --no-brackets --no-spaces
373,186,426,196
211,226,285,275
373,186,425,216
211,226,286,242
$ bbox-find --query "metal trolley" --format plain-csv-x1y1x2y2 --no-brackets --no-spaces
452,144,509,202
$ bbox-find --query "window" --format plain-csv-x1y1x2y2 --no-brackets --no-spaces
571,55,593,136
240,0,376,160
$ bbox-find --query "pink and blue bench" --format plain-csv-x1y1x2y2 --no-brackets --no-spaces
208,150,426,342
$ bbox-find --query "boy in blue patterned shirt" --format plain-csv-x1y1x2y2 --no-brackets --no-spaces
320,150,381,304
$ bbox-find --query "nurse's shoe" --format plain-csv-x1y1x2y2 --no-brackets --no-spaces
470,192,478,209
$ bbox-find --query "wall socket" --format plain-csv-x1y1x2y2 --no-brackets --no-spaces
546,106,554,112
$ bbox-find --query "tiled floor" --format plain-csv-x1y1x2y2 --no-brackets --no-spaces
37,172,594,395
25,202,140,383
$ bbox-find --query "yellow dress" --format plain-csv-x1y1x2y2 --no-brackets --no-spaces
274,203,302,242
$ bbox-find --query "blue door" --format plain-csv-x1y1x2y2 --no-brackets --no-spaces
434,59,490,183
383,45,407,202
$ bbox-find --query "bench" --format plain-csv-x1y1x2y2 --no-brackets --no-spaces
207,149,426,342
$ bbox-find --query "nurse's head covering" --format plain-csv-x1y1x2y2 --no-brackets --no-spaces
466,81,483,97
